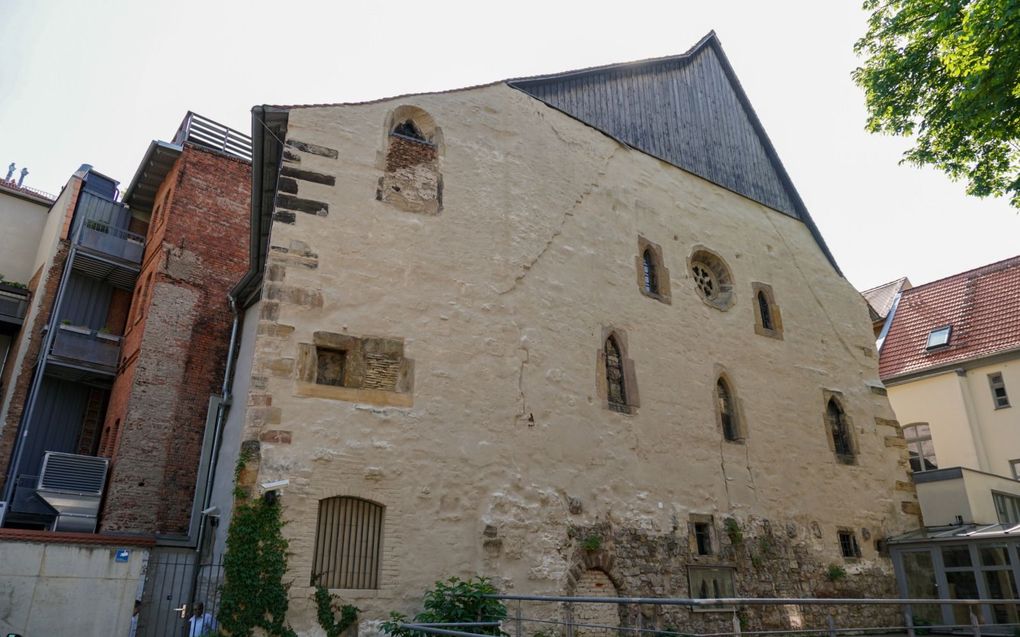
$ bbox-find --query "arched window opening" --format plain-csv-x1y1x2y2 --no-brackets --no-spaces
605,336,627,412
757,291,773,330
642,249,658,294
392,119,426,142
717,378,739,441
311,496,384,589
827,399,854,460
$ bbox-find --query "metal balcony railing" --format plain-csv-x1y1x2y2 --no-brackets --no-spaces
173,111,252,161
74,216,145,265
0,286,29,325
50,324,121,372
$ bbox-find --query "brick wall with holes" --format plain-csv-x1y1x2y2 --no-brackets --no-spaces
99,145,251,536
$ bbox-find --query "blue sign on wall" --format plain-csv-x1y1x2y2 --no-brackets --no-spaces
114,549,130,563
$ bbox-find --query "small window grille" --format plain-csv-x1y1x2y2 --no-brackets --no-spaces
757,291,773,331
642,249,658,294
717,379,739,441
694,522,713,555
392,119,426,142
605,336,627,412
316,348,347,387
838,529,861,558
989,373,1010,409
827,399,854,461
311,497,384,589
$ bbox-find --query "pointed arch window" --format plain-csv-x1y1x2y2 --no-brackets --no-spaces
757,291,773,330
642,249,658,295
605,336,627,412
752,282,782,338
716,377,742,442
827,398,855,462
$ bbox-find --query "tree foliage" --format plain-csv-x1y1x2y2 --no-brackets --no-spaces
853,0,1020,207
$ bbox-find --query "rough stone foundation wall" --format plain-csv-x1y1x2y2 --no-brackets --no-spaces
232,84,919,634
100,146,250,535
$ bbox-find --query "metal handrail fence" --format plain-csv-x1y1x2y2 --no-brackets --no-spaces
174,111,252,161
397,595,1020,637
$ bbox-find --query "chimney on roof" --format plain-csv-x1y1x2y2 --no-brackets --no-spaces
5,163,14,182
17,167,28,187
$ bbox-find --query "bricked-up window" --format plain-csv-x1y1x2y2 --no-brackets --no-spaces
311,497,384,589
378,105,443,215
689,566,735,601
642,249,658,295
827,398,855,462
605,336,627,412
838,529,861,559
716,378,740,442
989,373,1010,409
316,348,347,387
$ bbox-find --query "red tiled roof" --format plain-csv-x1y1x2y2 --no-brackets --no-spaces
879,255,1020,381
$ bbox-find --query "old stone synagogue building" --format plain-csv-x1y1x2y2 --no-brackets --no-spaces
208,32,919,633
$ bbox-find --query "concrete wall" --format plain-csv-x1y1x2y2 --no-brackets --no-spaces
887,359,1020,477
0,189,49,285
915,467,1020,525
0,537,146,636
229,84,918,632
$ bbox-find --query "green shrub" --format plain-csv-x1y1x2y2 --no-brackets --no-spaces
581,534,602,552
381,576,508,637
825,564,847,582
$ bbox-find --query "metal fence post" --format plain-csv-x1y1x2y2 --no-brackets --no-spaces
566,602,575,637
732,610,742,637
970,608,981,637
516,599,522,637
903,606,916,637
636,604,643,635
826,613,836,637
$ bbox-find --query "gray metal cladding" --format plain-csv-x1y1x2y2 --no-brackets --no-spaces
18,377,91,479
509,45,799,219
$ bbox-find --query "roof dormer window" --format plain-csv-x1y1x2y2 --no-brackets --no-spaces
926,326,951,349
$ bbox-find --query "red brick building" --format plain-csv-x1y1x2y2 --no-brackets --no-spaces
0,113,251,542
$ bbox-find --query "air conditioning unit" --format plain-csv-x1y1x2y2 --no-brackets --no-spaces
36,452,109,533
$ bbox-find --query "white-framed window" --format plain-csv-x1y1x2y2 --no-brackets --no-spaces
926,326,951,349
992,492,1020,525
902,423,938,473
989,373,1011,409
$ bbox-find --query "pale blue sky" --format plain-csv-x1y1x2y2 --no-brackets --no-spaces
2,0,1016,291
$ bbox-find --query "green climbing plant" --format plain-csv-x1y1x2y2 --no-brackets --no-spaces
217,446,296,637
314,585,360,637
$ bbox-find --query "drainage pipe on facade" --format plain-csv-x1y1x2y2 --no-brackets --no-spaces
185,293,241,612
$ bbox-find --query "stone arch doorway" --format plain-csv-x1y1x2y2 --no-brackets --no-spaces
567,567,621,637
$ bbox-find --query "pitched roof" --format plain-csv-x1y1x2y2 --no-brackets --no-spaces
507,32,841,274
879,256,1020,381
862,276,911,322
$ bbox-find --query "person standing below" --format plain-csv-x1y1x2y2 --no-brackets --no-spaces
187,602,216,637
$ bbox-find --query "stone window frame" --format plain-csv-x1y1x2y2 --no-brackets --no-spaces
688,513,717,557
687,565,736,611
751,282,783,339
635,237,671,304
595,327,639,415
688,246,735,312
714,369,747,443
822,390,857,465
837,527,862,560
295,331,414,408
376,105,445,215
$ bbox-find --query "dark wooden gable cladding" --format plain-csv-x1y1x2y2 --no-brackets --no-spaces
508,32,842,275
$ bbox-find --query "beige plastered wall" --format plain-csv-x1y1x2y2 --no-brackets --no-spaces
886,358,1020,477
0,540,146,635
237,83,917,627
0,190,49,285
915,468,1020,525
